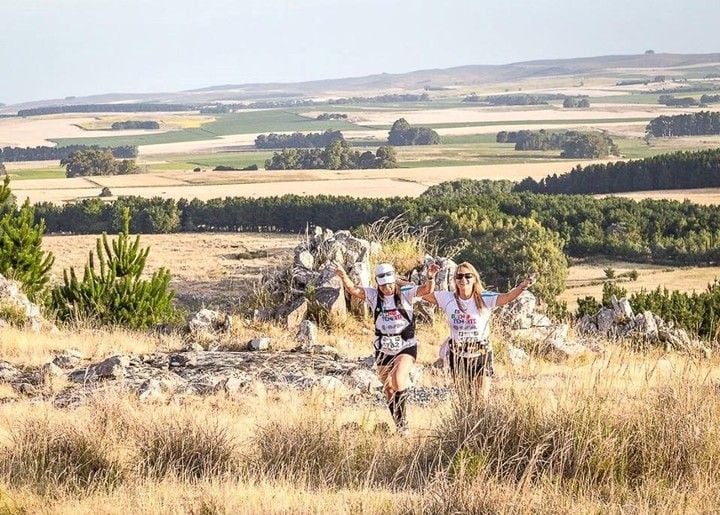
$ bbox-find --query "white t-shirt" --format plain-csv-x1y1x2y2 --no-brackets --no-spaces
434,290,499,351
363,285,418,351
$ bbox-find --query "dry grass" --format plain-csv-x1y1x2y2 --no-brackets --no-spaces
0,346,718,513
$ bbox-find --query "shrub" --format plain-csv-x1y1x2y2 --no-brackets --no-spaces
50,209,175,328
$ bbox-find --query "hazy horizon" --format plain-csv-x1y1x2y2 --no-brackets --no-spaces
3,0,719,105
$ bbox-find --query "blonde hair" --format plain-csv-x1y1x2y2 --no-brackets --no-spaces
455,262,486,309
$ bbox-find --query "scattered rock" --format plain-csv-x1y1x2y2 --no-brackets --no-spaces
276,297,308,330
0,361,20,382
52,349,83,369
137,379,163,402
296,320,318,346
248,338,271,351
187,309,231,335
350,369,383,391
507,345,530,366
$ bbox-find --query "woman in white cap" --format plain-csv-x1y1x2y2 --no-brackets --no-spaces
335,261,439,434
420,262,537,399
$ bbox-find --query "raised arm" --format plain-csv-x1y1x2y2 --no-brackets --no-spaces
416,262,440,297
334,264,366,300
495,273,538,307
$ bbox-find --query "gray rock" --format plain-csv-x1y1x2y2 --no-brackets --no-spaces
507,345,530,366
92,355,130,379
0,360,20,382
634,311,658,339
575,314,598,334
276,297,308,330
248,338,271,351
317,376,349,397
297,320,318,346
350,369,383,391
138,379,163,402
52,349,83,369
42,362,66,378
611,296,634,322
596,308,615,334
294,250,315,270
188,309,231,335
315,286,347,318
169,353,197,368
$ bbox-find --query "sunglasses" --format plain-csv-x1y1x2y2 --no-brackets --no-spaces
376,272,394,278
455,273,474,280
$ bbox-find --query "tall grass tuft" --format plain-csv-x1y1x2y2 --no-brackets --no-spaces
430,377,720,494
0,417,124,495
135,418,239,480
253,414,417,488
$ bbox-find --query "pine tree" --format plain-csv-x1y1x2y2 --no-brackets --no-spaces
51,209,174,328
0,176,54,301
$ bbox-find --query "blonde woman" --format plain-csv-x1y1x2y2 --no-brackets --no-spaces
335,262,439,434
420,262,536,398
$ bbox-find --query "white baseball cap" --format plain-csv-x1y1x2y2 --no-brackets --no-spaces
374,263,396,285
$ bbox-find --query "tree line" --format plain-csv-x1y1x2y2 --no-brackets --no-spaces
0,145,137,162
657,95,699,107
515,148,720,195
700,94,720,104
463,93,565,105
110,121,160,130
646,111,720,137
316,113,347,120
497,129,617,158
17,104,193,117
255,130,344,149
388,118,440,145
61,149,138,177
264,141,397,170
33,185,720,266
562,97,590,108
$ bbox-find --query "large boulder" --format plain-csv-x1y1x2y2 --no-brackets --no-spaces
275,297,308,330
315,287,347,319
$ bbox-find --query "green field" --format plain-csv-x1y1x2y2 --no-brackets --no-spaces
50,111,362,148
7,167,66,180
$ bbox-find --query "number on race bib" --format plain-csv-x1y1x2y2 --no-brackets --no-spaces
380,335,406,354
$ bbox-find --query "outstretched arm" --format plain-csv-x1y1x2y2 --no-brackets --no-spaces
495,273,538,307
334,264,366,300
416,262,440,297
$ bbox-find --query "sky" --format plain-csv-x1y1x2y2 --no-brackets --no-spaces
2,0,719,105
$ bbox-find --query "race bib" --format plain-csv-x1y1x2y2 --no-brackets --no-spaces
457,330,481,343
380,335,407,354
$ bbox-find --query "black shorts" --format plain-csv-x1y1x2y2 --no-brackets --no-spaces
448,349,494,380
375,345,417,367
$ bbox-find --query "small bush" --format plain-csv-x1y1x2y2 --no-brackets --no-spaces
603,267,616,279
50,209,176,329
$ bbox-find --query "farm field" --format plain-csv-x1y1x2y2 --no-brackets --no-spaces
10,161,610,204
560,258,720,310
